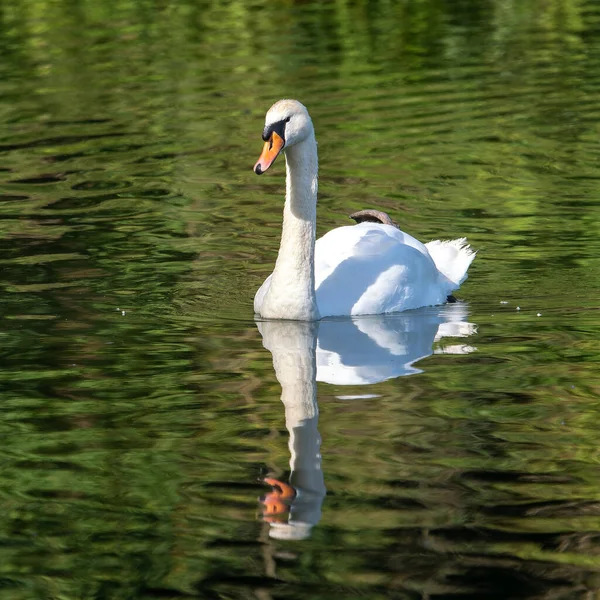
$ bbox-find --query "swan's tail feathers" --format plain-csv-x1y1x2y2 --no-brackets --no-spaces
425,238,476,288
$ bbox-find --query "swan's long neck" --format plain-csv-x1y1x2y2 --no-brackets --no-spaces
263,133,319,321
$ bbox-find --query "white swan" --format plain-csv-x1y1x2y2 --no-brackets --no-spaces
253,99,476,321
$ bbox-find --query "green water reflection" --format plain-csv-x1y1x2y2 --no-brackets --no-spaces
1,0,600,598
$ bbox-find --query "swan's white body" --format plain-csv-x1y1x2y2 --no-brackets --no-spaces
253,100,475,321
256,223,474,318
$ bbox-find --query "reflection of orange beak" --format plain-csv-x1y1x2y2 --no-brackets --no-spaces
254,132,285,175
260,477,296,523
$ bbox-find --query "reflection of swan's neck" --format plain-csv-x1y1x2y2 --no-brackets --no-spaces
274,325,323,496
268,322,322,481
259,321,326,538
263,135,319,321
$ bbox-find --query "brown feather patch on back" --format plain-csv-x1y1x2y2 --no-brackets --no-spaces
349,209,398,229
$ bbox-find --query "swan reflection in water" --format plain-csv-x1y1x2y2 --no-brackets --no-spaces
256,303,476,540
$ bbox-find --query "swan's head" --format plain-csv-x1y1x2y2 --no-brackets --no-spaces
254,99,313,175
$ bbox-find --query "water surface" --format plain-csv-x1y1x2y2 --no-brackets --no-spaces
1,1,600,598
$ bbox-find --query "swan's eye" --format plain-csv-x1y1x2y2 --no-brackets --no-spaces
285,117,291,123
263,119,288,142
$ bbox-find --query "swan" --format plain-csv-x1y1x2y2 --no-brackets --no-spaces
253,99,476,321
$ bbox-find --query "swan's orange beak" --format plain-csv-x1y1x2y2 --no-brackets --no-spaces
254,132,284,175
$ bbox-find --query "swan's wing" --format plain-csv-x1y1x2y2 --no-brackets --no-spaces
314,223,447,316
315,223,433,282
315,222,429,269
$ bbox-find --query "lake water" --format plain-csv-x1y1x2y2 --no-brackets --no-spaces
1,1,600,598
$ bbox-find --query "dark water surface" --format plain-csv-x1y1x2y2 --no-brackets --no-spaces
1,1,600,598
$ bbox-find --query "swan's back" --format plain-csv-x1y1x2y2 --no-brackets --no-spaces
313,223,469,317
